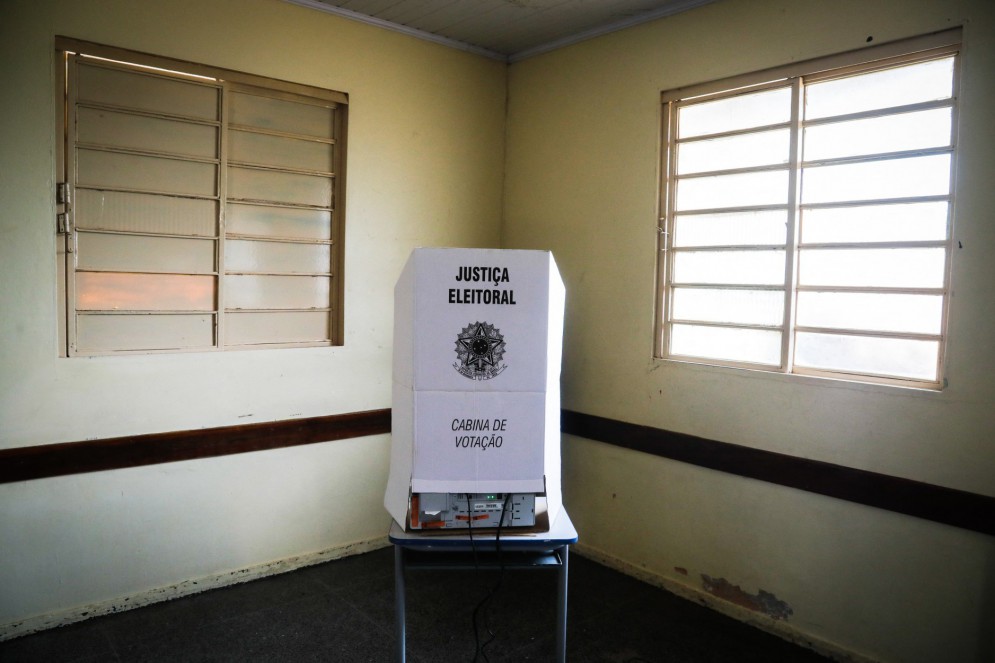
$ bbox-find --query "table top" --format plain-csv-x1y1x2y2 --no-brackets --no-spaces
389,508,577,552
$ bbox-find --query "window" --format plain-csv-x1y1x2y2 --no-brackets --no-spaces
56,38,347,355
656,30,960,389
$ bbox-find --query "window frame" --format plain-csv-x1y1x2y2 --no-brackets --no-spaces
56,37,348,356
655,29,961,390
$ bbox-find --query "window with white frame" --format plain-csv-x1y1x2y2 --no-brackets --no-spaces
656,30,960,389
56,38,347,356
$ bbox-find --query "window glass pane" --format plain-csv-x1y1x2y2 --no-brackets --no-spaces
77,149,218,197
77,233,215,274
674,210,787,248
229,92,333,139
76,190,217,237
671,323,781,365
678,87,791,138
77,62,220,121
76,313,213,351
226,204,332,240
805,57,954,120
677,128,790,174
228,166,331,207
225,239,330,275
225,274,330,309
795,332,939,381
801,154,950,204
804,107,951,161
673,250,785,286
676,169,789,211
226,311,331,345
76,272,215,311
672,288,784,326
77,107,218,159
797,292,943,334
801,202,948,244
229,130,333,173
798,248,946,288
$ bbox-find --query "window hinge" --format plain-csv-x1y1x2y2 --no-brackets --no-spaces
57,213,68,234
56,183,71,205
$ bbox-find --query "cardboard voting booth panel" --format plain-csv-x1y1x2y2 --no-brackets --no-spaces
385,248,565,530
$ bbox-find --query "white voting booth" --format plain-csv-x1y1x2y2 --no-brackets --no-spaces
385,248,565,531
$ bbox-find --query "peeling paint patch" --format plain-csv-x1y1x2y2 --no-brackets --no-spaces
701,575,793,620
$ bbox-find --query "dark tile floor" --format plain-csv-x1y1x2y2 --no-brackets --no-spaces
1,546,830,662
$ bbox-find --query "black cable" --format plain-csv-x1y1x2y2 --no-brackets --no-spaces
466,493,478,566
472,493,512,662
466,493,483,661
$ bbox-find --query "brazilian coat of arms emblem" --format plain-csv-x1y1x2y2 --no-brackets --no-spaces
454,321,506,380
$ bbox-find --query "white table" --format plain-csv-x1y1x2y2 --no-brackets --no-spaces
389,509,578,662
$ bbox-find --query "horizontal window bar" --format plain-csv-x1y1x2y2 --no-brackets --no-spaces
675,120,791,144
225,198,333,212
801,145,953,169
76,143,220,166
664,204,790,219
224,307,333,313
668,283,786,291
229,123,336,145
75,267,218,276
227,160,334,179
224,271,333,277
669,244,786,252
796,285,945,295
798,240,949,250
76,309,217,315
676,162,789,180
76,101,221,128
228,199,334,213
224,233,335,245
77,228,219,240
671,318,784,332
223,341,334,350
74,184,220,202
794,324,941,342
802,98,954,128
800,194,951,210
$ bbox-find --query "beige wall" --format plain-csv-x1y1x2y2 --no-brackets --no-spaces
3,0,994,659
0,0,505,632
504,0,994,661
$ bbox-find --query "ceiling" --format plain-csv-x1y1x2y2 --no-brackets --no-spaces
286,0,718,61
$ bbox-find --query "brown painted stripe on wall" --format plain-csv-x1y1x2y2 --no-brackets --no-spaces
2,407,990,536
0,409,390,483
561,409,995,536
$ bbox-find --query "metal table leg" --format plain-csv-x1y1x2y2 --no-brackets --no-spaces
395,545,406,663
556,545,569,663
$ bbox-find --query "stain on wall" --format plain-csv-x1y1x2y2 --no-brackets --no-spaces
701,574,793,621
